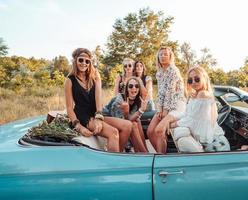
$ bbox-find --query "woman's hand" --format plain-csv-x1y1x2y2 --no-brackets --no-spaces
170,121,178,128
164,120,171,135
76,124,94,137
156,111,166,120
93,119,103,135
119,98,130,115
156,109,168,120
156,111,163,120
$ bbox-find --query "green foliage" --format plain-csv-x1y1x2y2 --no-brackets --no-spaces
104,7,174,73
53,70,66,86
52,56,71,76
107,64,123,87
208,68,228,85
28,115,80,142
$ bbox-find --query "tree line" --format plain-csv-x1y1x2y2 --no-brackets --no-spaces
0,8,247,93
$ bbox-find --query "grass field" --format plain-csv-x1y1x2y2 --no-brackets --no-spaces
0,87,116,124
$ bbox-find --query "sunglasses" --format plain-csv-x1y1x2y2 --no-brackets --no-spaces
124,64,132,68
78,58,91,65
128,84,139,89
188,77,201,84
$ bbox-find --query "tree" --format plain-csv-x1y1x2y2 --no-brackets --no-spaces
179,42,196,69
227,70,240,87
52,56,70,76
104,7,175,74
209,68,228,85
0,57,19,87
196,48,217,70
92,45,109,87
176,42,196,77
0,38,8,56
238,59,248,87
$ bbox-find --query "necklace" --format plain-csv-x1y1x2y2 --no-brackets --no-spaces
76,76,88,89
76,75,86,82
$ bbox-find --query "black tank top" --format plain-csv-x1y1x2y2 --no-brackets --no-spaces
68,75,96,127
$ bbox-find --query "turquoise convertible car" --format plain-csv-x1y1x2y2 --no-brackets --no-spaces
0,86,248,200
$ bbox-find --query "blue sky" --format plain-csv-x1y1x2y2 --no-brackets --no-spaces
0,0,248,71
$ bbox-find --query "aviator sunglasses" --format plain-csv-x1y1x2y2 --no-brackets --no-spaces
124,64,132,68
128,83,139,89
187,76,201,84
78,58,91,65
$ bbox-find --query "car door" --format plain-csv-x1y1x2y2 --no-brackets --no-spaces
153,151,248,200
0,146,154,200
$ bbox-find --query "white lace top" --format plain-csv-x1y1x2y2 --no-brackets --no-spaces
177,98,224,144
156,64,186,112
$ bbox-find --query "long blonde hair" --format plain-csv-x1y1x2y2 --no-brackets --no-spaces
186,66,213,98
69,48,96,90
156,46,175,69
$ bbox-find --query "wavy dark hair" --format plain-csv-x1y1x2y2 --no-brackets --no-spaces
69,48,96,90
133,61,147,78
123,76,142,111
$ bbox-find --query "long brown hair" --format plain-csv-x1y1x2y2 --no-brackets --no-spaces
69,48,96,90
124,77,142,110
133,61,147,78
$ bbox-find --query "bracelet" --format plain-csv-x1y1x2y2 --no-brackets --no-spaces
95,111,103,115
138,108,144,114
74,123,81,132
72,119,80,128
95,113,104,121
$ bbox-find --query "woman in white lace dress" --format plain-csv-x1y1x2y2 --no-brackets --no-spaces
147,46,186,153
171,66,230,152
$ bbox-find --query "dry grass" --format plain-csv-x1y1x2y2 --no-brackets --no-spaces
0,88,66,124
0,87,117,124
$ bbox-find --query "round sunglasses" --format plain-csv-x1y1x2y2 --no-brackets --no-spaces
124,64,132,68
78,58,91,65
187,76,200,84
128,83,139,89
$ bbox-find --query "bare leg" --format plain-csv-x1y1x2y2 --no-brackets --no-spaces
88,119,119,152
130,122,148,153
137,120,148,151
154,124,167,154
104,117,132,152
155,116,171,154
147,114,161,150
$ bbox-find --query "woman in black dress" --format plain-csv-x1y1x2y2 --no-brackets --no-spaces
65,48,132,152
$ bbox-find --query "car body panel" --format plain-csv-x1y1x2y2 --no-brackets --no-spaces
0,116,154,200
153,152,248,200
